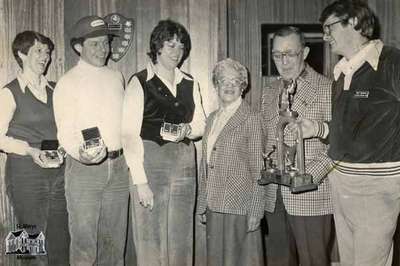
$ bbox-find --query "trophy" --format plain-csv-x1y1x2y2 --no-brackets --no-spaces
258,79,317,193
40,140,64,168
81,127,104,156
160,122,183,142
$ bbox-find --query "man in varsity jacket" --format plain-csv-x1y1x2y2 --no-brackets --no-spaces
301,1,400,265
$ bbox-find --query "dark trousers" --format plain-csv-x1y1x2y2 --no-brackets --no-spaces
5,155,70,266
265,189,335,266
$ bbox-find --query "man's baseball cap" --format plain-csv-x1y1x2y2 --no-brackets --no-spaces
71,15,114,41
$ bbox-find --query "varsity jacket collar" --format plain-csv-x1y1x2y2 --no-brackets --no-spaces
333,39,383,81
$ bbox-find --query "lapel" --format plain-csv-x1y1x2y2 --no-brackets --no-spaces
292,65,318,116
203,111,217,155
216,101,250,143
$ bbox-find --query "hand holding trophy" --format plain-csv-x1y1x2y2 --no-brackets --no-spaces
259,79,317,193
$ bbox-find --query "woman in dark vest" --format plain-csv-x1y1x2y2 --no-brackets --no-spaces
0,31,69,265
122,19,206,265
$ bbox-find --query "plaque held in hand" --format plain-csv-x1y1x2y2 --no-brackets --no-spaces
40,140,64,168
81,127,105,157
160,122,182,142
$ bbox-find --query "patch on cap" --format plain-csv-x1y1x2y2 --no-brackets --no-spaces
91,19,105,27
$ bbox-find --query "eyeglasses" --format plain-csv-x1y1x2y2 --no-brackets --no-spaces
216,79,242,88
323,19,346,36
271,50,302,61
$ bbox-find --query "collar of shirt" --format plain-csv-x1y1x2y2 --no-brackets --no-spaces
17,71,51,93
333,39,384,82
146,62,193,97
146,62,193,83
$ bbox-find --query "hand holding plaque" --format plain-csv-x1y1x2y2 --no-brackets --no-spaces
160,122,183,142
39,140,64,168
80,127,107,164
160,122,191,142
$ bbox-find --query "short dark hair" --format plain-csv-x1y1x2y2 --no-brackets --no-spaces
147,19,191,65
273,26,306,47
319,0,376,40
12,31,54,68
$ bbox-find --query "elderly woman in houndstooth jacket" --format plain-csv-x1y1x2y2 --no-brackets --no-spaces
197,58,266,266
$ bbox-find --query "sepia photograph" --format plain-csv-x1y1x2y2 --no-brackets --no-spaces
0,0,400,265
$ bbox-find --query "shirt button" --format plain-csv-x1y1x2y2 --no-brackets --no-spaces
213,147,217,151
209,164,214,169
158,87,162,91
174,102,180,107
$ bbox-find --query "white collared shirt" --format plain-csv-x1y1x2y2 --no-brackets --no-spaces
206,97,242,163
53,59,125,160
0,73,51,155
121,62,206,185
333,39,383,90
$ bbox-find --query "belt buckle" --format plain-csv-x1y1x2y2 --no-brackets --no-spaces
108,149,122,160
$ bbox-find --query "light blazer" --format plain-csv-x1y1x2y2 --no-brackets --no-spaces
260,64,333,216
197,101,266,219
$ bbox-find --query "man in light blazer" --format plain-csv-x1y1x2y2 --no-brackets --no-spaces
260,26,335,266
197,58,265,266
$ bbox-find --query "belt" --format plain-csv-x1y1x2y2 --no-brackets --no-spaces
107,149,123,159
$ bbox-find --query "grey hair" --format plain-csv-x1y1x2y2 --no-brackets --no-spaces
212,58,248,90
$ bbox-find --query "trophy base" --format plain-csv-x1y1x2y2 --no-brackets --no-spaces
259,170,317,194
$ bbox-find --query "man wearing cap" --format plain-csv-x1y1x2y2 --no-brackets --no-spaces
53,15,129,266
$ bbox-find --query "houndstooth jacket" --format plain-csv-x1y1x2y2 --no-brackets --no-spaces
196,101,266,219
260,64,334,216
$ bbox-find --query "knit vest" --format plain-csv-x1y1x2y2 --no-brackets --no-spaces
5,79,58,149
133,69,195,145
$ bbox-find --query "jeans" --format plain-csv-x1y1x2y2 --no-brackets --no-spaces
330,170,400,266
65,155,129,266
131,140,196,266
5,155,70,266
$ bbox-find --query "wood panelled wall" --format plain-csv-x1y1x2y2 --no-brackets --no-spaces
64,0,226,115
226,0,400,110
227,0,333,110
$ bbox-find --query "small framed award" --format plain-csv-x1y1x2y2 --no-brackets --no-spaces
160,122,182,142
40,140,63,168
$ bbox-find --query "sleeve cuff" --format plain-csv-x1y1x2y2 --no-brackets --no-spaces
316,121,329,139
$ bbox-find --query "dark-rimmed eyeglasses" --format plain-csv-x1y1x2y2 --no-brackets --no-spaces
271,50,303,61
323,19,346,36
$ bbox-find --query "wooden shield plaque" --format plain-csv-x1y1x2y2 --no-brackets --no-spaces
103,13,134,62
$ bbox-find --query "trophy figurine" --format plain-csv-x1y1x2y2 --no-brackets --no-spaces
258,79,317,193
